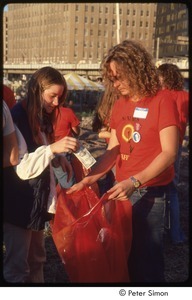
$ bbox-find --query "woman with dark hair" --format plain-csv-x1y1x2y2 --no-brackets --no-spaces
67,40,180,282
3,66,79,283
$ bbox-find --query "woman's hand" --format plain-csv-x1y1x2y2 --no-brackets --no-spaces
107,178,135,200
50,136,79,154
66,181,86,194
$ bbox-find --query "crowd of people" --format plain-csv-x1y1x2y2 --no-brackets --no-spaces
3,39,188,284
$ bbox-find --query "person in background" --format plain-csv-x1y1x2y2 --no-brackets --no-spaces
3,84,16,109
53,104,80,141
3,66,79,283
157,63,189,244
92,82,119,196
92,81,119,142
67,40,179,282
3,100,18,167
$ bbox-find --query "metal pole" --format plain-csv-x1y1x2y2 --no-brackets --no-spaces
116,3,120,44
156,37,160,61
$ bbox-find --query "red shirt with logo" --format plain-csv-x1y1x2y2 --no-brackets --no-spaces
110,89,179,187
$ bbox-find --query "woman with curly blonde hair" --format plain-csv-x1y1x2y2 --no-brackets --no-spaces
67,40,180,282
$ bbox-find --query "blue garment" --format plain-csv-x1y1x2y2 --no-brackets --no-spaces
165,146,186,244
53,165,76,189
128,186,166,282
165,182,186,244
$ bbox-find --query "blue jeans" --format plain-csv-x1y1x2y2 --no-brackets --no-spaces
165,146,186,243
128,186,166,283
165,182,186,243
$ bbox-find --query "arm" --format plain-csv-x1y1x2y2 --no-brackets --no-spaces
66,128,119,194
3,101,19,167
16,136,79,180
3,132,19,167
108,125,179,200
71,125,80,137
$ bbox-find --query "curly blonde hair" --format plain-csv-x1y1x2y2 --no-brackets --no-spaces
101,40,160,98
157,63,184,90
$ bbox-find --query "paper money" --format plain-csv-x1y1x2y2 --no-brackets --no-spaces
73,145,96,169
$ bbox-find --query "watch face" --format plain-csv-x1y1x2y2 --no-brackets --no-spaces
130,176,141,188
134,181,140,188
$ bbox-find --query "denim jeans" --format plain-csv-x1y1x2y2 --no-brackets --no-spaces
3,222,46,283
165,146,186,243
165,182,186,243
128,186,166,283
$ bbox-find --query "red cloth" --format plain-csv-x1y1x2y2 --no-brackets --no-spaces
170,90,189,144
53,106,80,141
3,85,16,109
52,185,132,283
110,89,179,186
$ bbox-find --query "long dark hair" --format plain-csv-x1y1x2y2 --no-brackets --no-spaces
26,66,67,144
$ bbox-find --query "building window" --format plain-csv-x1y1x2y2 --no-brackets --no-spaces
75,16,78,22
75,4,79,11
140,10,143,16
133,9,136,15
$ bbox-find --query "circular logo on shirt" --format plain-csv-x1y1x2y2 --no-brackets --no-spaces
122,124,134,142
132,131,141,143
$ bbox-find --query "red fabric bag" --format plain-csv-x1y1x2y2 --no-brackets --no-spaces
52,185,132,283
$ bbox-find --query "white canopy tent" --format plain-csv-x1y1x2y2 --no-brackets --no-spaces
64,72,104,91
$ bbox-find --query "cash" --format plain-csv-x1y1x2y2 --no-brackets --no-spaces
73,145,96,169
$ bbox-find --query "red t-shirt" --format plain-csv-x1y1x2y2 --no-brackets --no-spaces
3,85,16,109
110,89,179,187
53,107,80,141
170,90,189,144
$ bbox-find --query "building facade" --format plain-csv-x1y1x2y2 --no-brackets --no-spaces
155,3,189,59
4,3,157,65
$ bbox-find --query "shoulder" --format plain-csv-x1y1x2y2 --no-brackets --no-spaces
11,101,27,126
11,101,25,115
153,89,176,104
59,106,76,116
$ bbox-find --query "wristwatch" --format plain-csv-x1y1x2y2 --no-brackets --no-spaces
130,176,141,189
